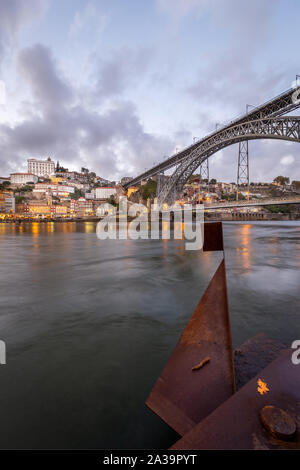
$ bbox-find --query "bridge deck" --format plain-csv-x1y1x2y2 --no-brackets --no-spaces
203,197,300,210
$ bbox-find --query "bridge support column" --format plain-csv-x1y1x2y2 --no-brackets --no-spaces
200,159,210,194
156,171,164,198
236,140,249,201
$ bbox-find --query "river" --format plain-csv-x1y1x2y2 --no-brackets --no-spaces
0,220,299,448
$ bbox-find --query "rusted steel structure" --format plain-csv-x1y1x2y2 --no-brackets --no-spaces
146,222,236,436
146,222,299,449
171,348,300,450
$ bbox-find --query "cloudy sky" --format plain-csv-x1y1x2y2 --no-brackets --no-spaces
0,0,299,182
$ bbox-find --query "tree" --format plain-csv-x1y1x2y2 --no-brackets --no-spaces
141,179,157,200
273,176,290,185
265,204,291,214
210,178,217,184
70,188,84,200
14,185,33,193
108,195,117,207
0,181,10,191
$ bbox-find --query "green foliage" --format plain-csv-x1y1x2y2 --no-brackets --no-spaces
108,195,117,207
13,185,33,194
0,181,10,191
15,196,25,204
141,180,157,200
273,176,290,185
70,188,84,199
210,178,217,184
221,193,236,201
265,204,291,214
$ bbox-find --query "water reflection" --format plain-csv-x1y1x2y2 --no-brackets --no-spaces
241,223,251,270
84,222,95,234
0,220,299,449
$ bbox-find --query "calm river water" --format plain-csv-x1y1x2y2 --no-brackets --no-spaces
0,221,299,448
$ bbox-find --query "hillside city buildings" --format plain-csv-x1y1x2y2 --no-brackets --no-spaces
0,157,122,219
0,157,299,220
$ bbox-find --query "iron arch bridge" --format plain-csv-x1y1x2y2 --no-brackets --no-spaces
158,116,300,205
124,85,300,206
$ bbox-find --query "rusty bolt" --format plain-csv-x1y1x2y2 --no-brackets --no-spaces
260,405,297,441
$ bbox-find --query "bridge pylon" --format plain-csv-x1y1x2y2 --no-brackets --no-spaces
156,171,165,197
199,159,210,194
236,140,249,201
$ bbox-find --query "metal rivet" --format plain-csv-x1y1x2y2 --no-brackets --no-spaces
260,405,297,441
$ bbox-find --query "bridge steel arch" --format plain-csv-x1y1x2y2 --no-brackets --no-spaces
124,86,300,190
157,116,300,206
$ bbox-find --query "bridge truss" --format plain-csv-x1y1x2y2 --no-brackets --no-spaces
124,86,300,206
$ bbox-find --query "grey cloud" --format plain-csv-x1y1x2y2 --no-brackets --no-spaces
17,44,74,111
93,47,154,101
0,43,172,179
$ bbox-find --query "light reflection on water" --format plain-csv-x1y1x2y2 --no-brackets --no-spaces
0,220,299,449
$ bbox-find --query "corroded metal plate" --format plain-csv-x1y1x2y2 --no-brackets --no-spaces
171,349,300,449
145,255,235,436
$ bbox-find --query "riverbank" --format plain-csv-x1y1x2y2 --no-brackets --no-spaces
1,212,299,223
205,212,300,221
0,217,102,223
1,213,299,223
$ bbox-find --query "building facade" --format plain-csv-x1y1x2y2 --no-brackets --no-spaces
0,192,14,214
95,187,117,200
70,198,94,217
28,158,55,177
10,173,38,185
33,183,75,196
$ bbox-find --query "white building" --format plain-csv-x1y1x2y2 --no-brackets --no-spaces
33,183,75,196
95,187,117,200
28,158,55,177
10,173,38,185
85,191,95,200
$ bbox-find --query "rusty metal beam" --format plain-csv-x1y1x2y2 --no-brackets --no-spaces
170,348,300,450
145,223,235,435
203,222,224,252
